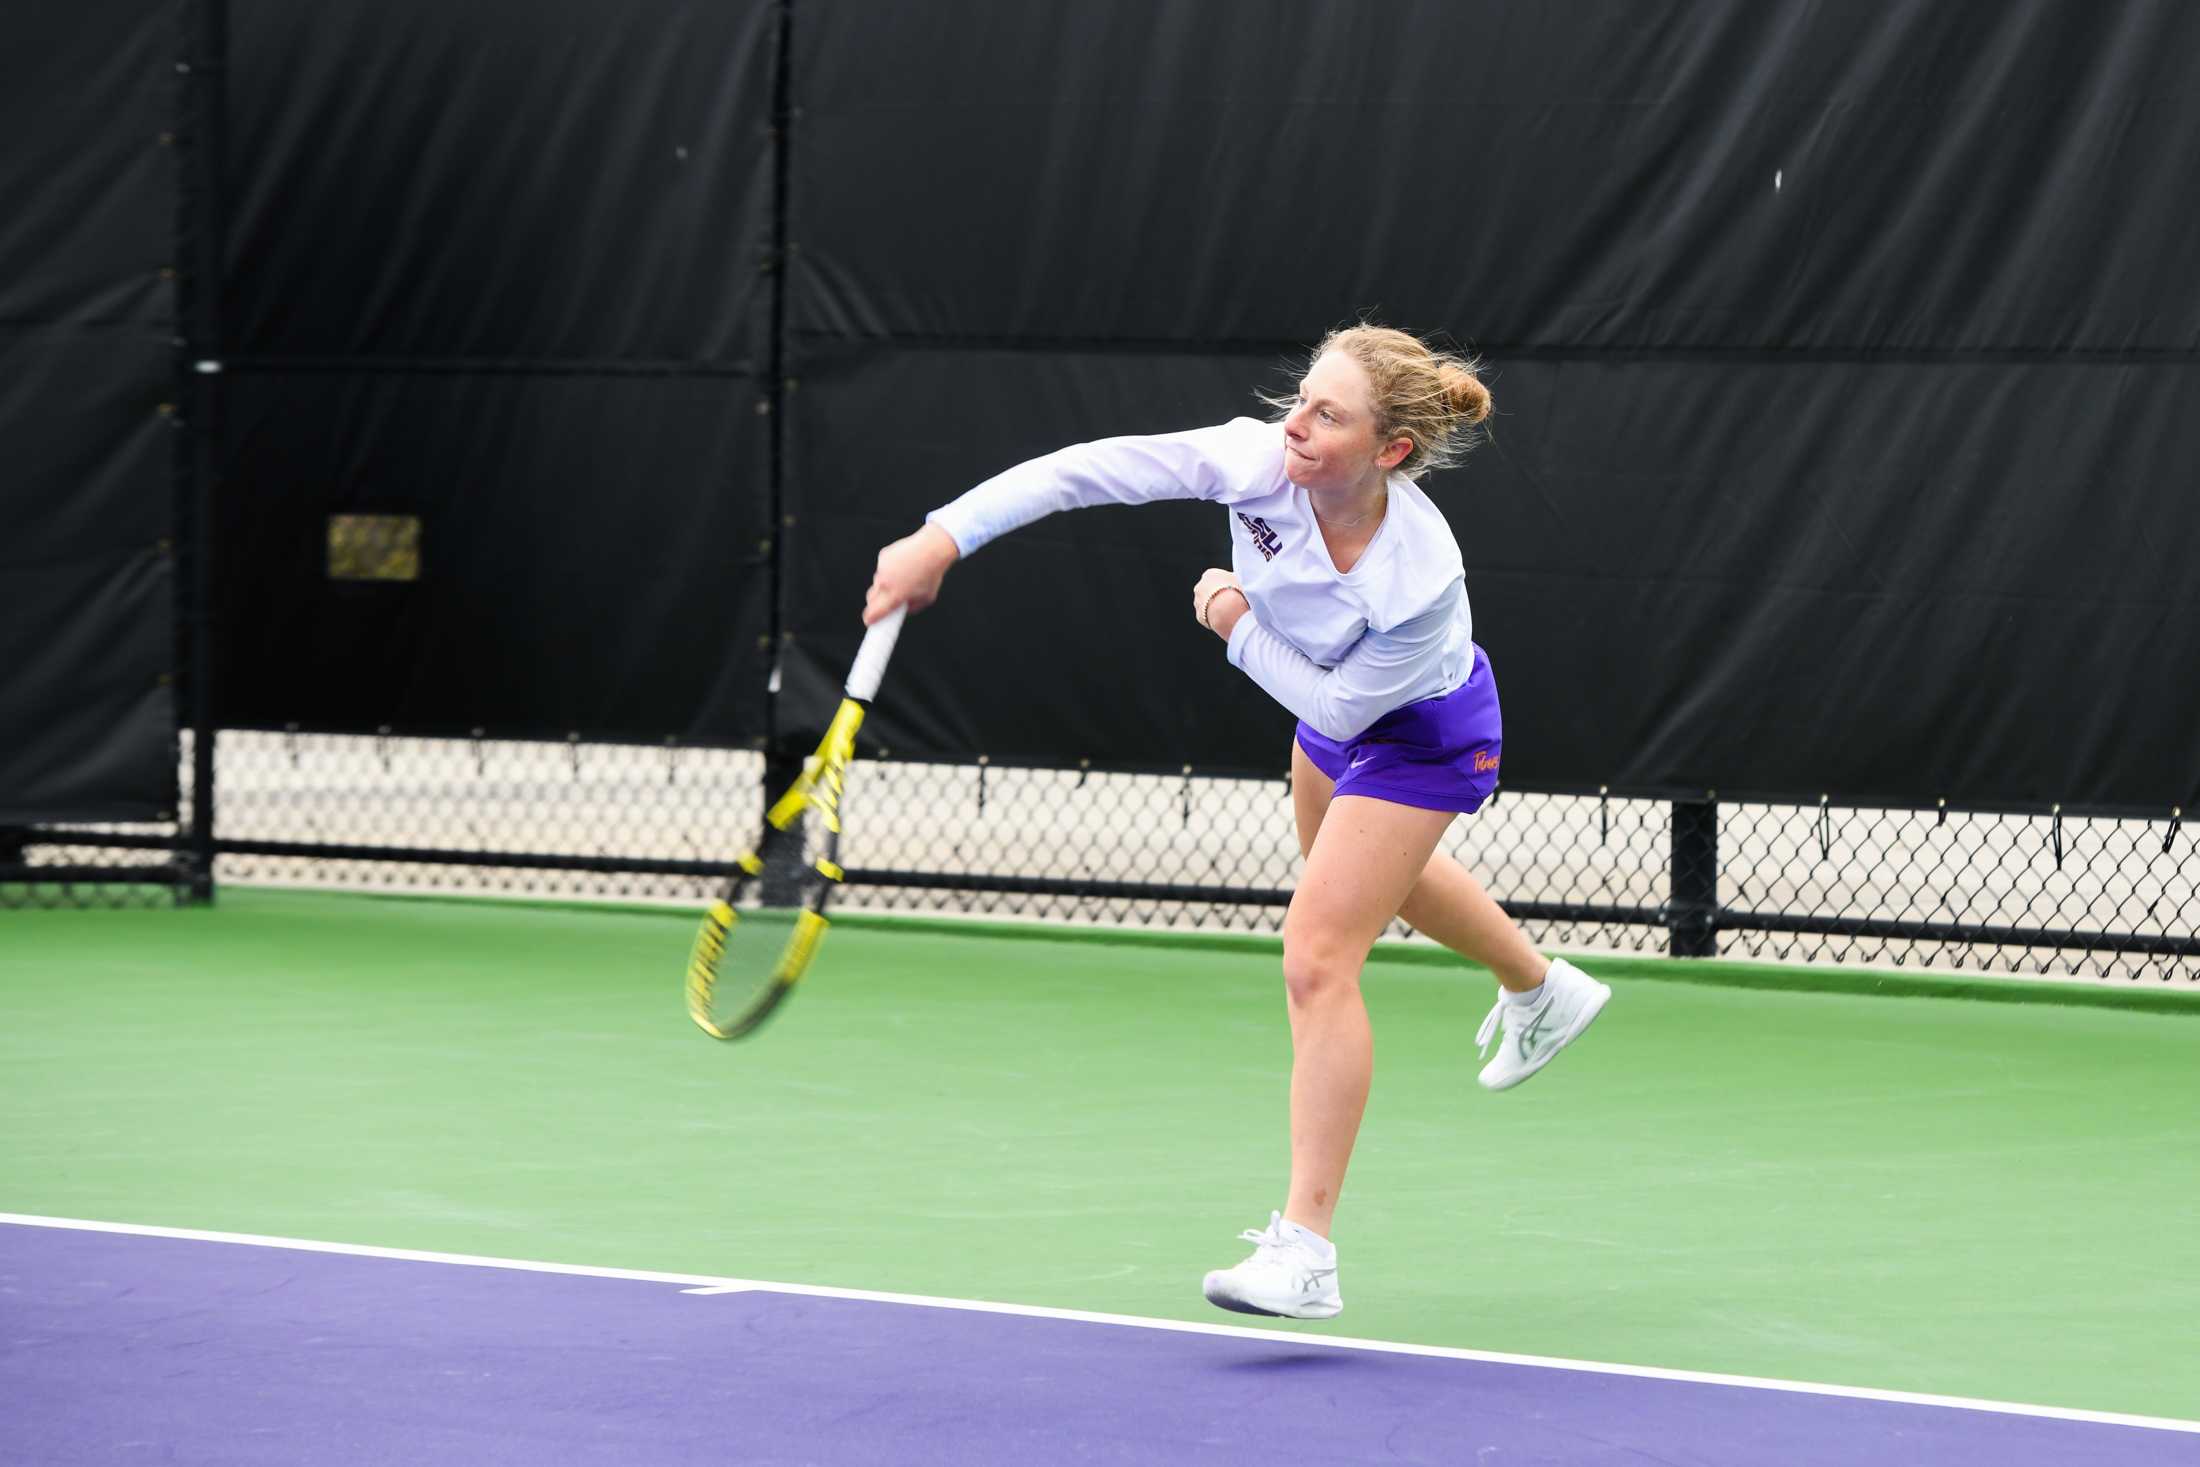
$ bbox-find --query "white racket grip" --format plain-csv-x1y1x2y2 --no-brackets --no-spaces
844,605,906,703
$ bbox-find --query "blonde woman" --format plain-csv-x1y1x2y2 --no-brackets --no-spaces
865,326,1610,1319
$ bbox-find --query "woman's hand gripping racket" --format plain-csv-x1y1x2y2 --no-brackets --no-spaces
685,606,906,1040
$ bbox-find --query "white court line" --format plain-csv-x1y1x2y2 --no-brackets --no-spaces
4,1211,2194,1437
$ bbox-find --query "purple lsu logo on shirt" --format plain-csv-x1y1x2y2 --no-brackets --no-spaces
1236,511,1284,561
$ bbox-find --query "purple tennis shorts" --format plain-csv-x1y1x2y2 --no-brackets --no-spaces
1295,643,1503,814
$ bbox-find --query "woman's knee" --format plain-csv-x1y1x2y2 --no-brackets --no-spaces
1280,928,1364,1009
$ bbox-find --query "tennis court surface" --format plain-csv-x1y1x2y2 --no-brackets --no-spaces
7,1216,2195,1465
4,891,2198,1462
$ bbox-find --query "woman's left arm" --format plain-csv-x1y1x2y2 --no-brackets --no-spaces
1216,590,1459,742
1193,568,1251,639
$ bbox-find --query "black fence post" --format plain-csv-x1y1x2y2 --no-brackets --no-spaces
179,388,217,904
177,0,227,908
1669,797,1720,958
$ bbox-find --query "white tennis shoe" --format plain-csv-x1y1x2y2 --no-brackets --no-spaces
1476,958,1611,1091
1201,1212,1342,1320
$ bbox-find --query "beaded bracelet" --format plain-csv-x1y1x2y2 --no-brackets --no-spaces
1199,583,1247,631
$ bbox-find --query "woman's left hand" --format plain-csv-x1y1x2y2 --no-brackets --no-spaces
1192,568,1248,640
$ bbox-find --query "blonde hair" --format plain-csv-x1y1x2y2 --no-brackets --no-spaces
1264,324,1491,480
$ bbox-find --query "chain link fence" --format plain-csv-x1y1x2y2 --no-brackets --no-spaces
0,827,187,909
1,755,190,910
12,731,2193,984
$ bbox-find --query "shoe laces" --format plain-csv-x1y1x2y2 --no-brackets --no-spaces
1474,1002,1503,1056
1475,992,1547,1058
1235,1213,1330,1288
1237,1211,1293,1257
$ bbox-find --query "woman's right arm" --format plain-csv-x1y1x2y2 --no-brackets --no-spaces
864,523,960,626
862,418,1280,625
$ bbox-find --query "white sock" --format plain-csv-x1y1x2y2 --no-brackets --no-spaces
1501,978,1546,1007
1277,1217,1336,1263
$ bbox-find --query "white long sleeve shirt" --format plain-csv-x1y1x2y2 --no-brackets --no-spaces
925,417,1476,741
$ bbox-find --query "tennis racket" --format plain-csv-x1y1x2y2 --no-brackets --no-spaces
685,606,906,1041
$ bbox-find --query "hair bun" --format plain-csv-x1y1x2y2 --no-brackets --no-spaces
1443,364,1492,426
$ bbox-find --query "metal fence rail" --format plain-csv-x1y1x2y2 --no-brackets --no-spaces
10,731,2194,984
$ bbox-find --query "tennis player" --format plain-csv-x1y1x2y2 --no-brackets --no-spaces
863,325,1610,1320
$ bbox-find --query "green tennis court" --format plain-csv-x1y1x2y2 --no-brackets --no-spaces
3,888,2194,1424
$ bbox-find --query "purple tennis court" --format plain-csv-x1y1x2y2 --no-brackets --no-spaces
4,1219,2193,1465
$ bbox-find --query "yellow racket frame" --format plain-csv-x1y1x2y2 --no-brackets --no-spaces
684,699,862,1041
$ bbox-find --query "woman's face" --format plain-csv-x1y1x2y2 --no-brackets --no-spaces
1281,350,1410,492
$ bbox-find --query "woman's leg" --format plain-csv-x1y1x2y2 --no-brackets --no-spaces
1395,857,1551,993
1280,789,1456,1239
1292,740,1547,993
